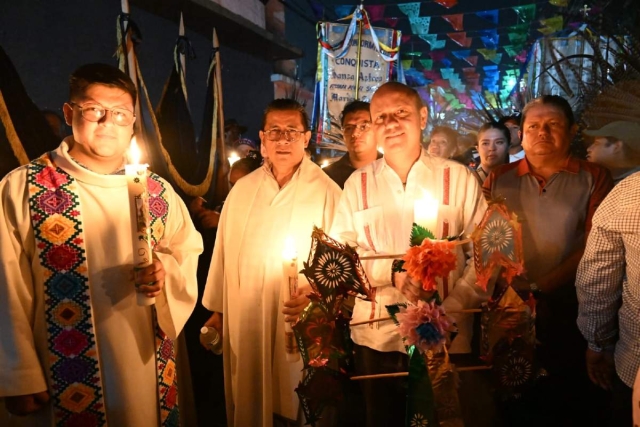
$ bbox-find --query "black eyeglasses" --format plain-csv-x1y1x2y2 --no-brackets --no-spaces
262,129,305,142
343,121,372,135
69,102,136,126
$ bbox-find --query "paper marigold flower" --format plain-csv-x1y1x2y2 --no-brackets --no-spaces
402,239,457,291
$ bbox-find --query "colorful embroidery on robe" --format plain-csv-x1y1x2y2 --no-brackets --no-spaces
28,153,178,426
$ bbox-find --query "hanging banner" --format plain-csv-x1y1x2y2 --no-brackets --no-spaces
315,5,400,147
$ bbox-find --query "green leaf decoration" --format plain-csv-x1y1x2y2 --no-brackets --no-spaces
410,223,436,247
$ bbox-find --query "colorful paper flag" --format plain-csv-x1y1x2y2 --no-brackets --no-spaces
476,9,499,25
513,4,537,23
549,0,569,6
334,5,353,18
479,29,499,49
398,2,421,18
364,5,385,22
447,32,472,47
434,0,458,8
409,16,431,35
419,59,434,70
441,14,464,31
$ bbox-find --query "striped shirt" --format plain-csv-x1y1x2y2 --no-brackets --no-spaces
576,172,640,387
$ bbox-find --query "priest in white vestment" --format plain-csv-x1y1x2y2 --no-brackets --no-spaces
329,82,489,427
202,99,341,427
0,64,202,427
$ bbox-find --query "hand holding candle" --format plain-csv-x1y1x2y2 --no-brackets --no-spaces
125,137,155,306
282,236,301,362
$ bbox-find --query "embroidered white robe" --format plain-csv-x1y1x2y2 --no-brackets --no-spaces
330,152,489,354
202,158,341,427
0,141,203,426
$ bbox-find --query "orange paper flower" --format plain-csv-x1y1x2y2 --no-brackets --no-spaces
403,239,457,291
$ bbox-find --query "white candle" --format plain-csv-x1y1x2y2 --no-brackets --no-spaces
228,151,240,166
414,190,439,237
125,137,155,306
282,236,300,362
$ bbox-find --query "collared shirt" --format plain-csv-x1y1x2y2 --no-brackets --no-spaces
483,157,613,282
509,149,525,163
323,152,383,189
576,172,640,387
330,151,488,353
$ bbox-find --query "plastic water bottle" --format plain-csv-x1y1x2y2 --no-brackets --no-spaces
200,326,222,355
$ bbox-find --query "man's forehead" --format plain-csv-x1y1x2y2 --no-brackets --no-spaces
371,90,415,111
524,104,567,121
265,110,304,127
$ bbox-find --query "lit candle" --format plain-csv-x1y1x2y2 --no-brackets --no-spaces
321,160,329,169
228,151,240,166
125,137,155,306
282,236,300,362
377,146,384,155
414,190,439,238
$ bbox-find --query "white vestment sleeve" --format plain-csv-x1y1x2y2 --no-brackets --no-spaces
202,197,228,314
153,188,203,340
0,170,48,396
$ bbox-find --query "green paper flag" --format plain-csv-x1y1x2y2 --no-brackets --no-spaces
508,32,528,45
402,59,413,71
504,45,521,57
406,346,437,427
513,4,536,23
419,59,433,70
477,48,498,61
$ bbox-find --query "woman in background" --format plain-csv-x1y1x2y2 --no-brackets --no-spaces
475,122,510,183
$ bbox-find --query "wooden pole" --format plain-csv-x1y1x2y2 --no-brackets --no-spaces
350,365,492,380
349,308,521,327
359,238,471,261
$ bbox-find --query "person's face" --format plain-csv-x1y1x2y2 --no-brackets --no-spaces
504,119,521,147
62,84,135,163
477,128,509,170
586,137,619,168
259,110,310,173
521,104,575,159
225,127,241,143
428,132,457,159
370,88,427,156
342,110,375,158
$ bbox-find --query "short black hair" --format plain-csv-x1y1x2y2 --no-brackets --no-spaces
231,150,263,174
521,95,574,129
261,99,309,131
69,63,137,106
498,114,521,127
340,100,370,126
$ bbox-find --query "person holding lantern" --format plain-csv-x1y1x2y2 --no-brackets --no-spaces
330,82,488,427
0,63,202,426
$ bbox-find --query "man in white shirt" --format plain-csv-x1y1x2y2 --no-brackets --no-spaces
330,82,488,427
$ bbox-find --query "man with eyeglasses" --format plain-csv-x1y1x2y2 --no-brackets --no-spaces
202,99,341,427
323,100,381,189
0,63,203,426
330,82,488,427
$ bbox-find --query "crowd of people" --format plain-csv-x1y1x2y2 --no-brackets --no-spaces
1,62,639,427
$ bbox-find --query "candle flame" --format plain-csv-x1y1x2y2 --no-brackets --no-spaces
129,137,141,165
377,146,384,155
228,152,240,166
321,160,329,169
282,236,297,260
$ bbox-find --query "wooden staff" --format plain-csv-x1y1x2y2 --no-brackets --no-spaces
350,308,521,327
359,238,471,260
350,365,492,380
